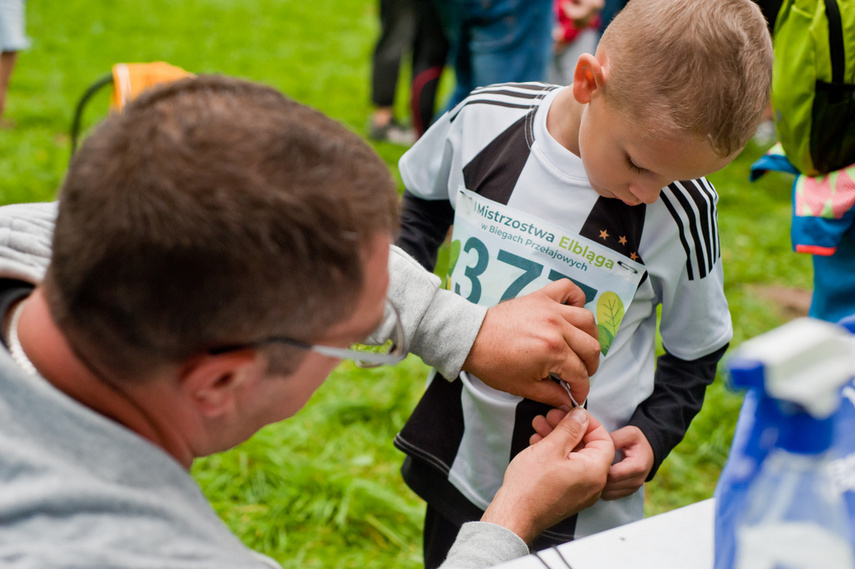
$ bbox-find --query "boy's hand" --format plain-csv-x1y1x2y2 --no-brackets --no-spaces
483,408,613,543
602,426,654,500
463,279,600,407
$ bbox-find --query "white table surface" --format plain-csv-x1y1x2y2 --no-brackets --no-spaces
494,498,715,569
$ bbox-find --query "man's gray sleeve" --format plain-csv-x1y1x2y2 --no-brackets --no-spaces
387,245,487,379
0,201,57,284
2,206,485,379
438,522,530,569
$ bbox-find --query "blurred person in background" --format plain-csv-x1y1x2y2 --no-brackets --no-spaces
368,0,448,143
548,0,603,85
0,0,27,128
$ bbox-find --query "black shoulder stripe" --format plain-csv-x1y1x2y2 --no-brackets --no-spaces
661,180,719,280
699,177,721,262
450,82,557,121
667,184,709,279
462,112,534,205
659,190,696,280
449,99,535,122
678,179,716,271
464,88,543,100
471,82,558,95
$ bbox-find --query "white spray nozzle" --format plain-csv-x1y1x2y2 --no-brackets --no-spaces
732,318,855,418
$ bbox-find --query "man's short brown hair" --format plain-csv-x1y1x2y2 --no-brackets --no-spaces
45,75,399,380
599,0,773,157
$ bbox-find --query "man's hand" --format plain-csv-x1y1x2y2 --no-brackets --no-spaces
602,426,654,501
532,413,654,501
482,408,614,543
462,279,600,407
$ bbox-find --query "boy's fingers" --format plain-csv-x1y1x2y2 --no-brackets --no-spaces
609,427,635,449
532,415,552,438
545,408,590,454
546,408,569,427
607,460,633,482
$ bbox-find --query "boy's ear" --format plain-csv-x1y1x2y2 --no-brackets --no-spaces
178,350,259,417
572,53,606,104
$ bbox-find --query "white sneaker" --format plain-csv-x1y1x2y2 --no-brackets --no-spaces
367,119,416,146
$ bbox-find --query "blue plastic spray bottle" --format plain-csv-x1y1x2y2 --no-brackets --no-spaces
715,318,855,569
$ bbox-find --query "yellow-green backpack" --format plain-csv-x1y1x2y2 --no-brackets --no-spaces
772,0,855,176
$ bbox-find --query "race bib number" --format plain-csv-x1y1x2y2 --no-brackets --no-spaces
448,189,645,355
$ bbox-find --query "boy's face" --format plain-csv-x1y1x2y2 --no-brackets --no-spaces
577,94,734,206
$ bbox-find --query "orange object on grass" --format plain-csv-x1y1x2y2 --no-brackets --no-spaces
109,62,193,111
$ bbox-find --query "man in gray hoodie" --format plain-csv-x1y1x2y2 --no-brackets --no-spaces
0,75,613,568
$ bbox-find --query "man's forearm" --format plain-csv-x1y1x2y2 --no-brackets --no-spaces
438,522,529,569
388,245,487,379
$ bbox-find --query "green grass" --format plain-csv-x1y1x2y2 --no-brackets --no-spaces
195,358,429,568
5,1,813,566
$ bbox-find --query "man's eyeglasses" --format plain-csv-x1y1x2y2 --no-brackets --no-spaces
209,299,407,368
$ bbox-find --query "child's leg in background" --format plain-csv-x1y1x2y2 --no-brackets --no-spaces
409,0,448,137
369,0,417,142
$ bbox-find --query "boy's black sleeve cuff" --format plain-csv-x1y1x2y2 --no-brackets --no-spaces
628,343,728,481
396,190,456,272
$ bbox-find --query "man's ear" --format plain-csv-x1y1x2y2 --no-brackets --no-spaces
178,350,259,418
572,53,606,104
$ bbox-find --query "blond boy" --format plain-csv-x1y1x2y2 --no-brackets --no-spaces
393,0,773,565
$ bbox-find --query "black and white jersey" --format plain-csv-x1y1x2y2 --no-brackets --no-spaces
394,83,732,542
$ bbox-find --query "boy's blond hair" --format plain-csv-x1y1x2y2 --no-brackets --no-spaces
599,0,772,157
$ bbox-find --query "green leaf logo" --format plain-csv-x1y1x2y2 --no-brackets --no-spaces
597,324,615,356
596,291,625,355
